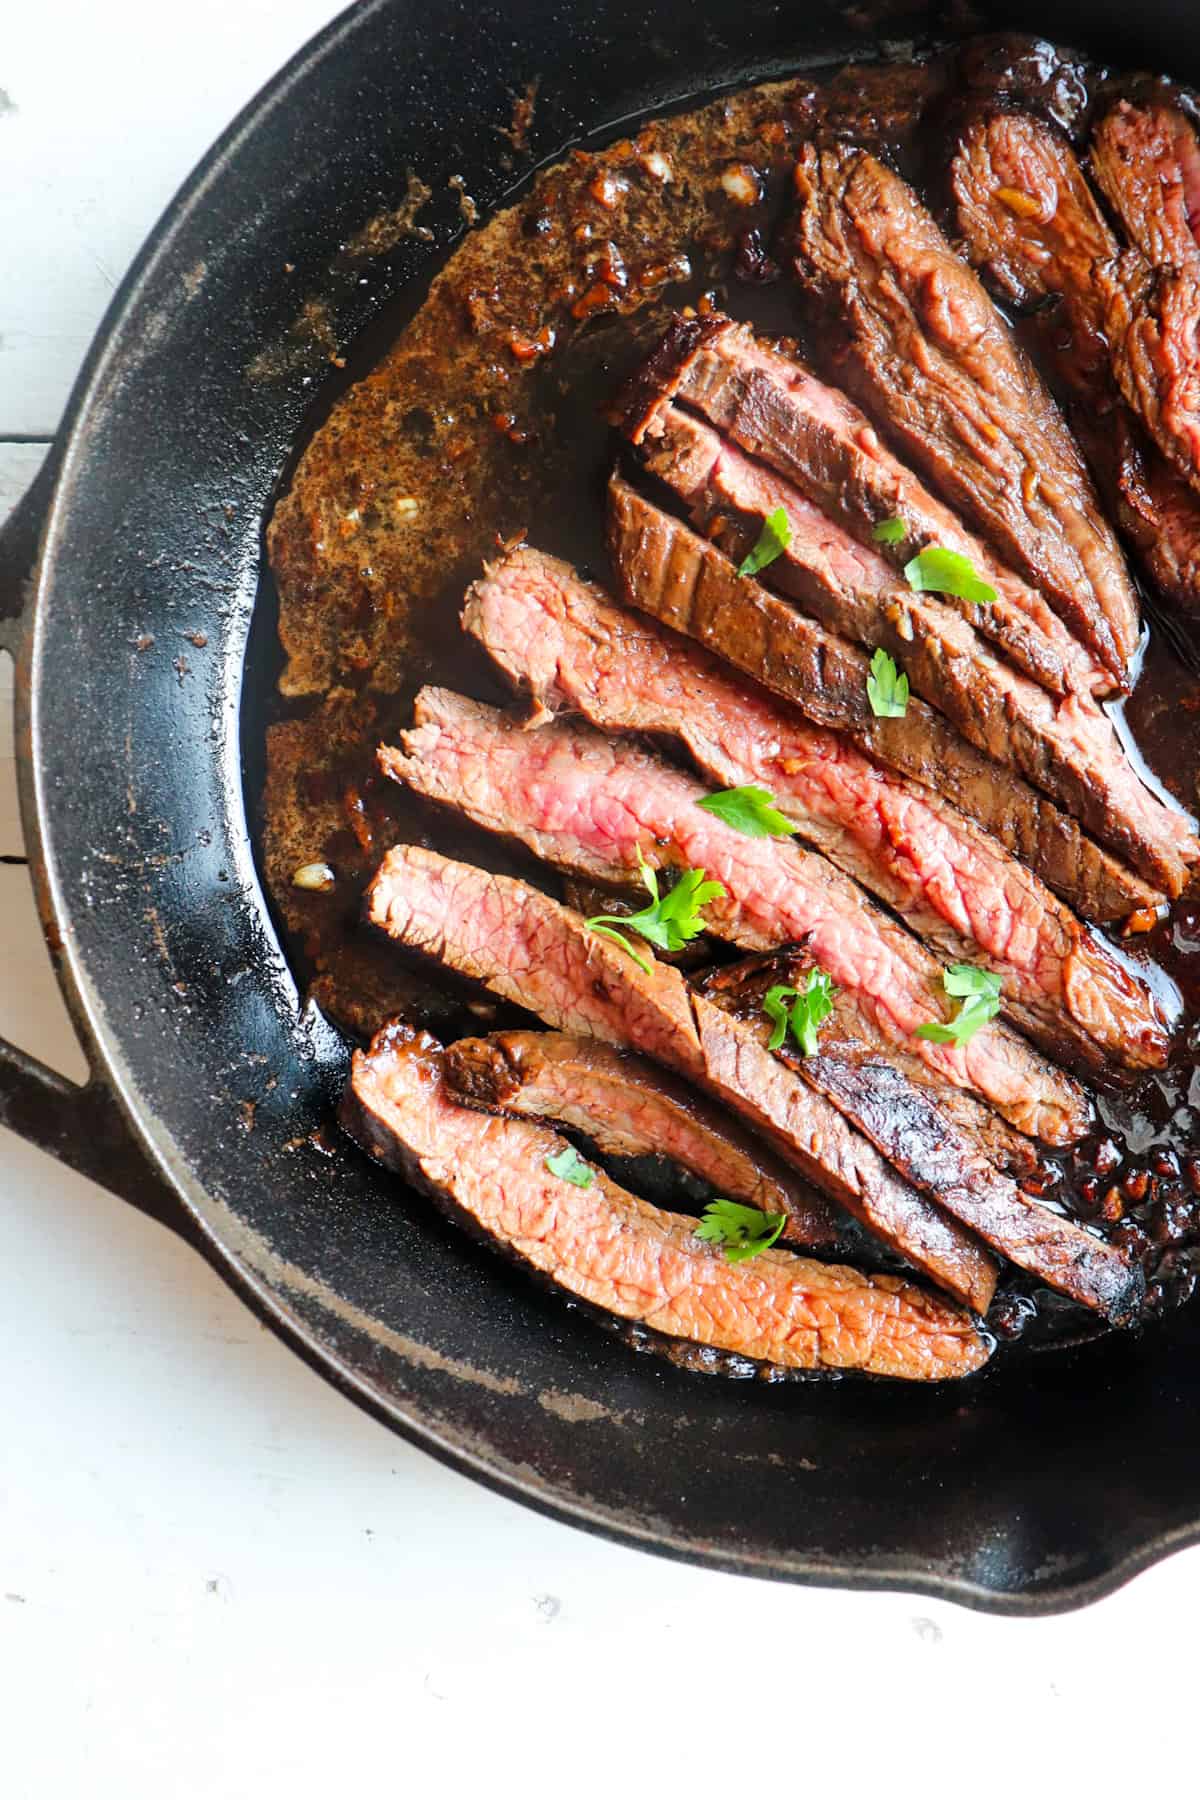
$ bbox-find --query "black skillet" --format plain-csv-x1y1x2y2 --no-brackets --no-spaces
4,0,1200,1614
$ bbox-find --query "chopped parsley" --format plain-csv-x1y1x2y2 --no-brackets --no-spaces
694,1198,787,1264
904,546,997,607
866,647,910,718
915,963,1003,1047
585,849,725,974
737,506,792,577
696,784,797,838
872,516,907,544
544,1145,595,1187
762,968,838,1056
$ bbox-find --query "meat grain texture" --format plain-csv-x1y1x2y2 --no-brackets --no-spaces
365,846,1000,1310
345,1023,991,1381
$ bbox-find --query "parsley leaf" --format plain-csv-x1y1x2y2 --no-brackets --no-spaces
872,516,907,544
943,963,1003,1002
585,849,725,973
866,647,910,718
915,963,1003,1047
904,546,997,607
544,1145,595,1187
737,506,791,577
762,969,838,1057
696,785,798,838
694,1198,787,1264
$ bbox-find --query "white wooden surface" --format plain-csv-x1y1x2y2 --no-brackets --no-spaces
4,7,1200,1795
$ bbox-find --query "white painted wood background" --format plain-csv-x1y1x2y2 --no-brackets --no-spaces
4,6,1200,1795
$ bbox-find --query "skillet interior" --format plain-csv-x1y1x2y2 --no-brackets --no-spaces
23,0,1200,1611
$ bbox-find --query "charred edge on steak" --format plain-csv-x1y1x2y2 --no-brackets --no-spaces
364,845,1000,1311
605,472,1165,925
461,542,1173,1073
786,141,1142,683
697,952,1144,1324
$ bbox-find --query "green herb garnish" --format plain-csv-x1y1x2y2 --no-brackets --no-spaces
737,506,791,577
762,969,838,1057
904,546,997,607
872,516,907,544
915,963,1003,1047
694,1198,787,1264
544,1145,595,1187
696,785,797,838
866,647,910,718
585,849,725,974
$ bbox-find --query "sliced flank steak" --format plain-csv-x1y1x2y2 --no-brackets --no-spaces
954,109,1200,614
698,952,1143,1324
787,142,1141,683
344,1023,992,1381
365,846,999,1311
617,311,1109,697
606,474,1167,923
1088,101,1200,494
463,544,1170,1072
380,687,1092,1144
633,402,1197,894
1092,101,1200,274
443,1030,849,1250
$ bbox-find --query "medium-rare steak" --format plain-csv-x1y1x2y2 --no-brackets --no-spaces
787,142,1141,683
697,953,1142,1322
617,311,1110,697
463,545,1170,1072
382,687,1093,1142
365,846,999,1310
606,474,1164,923
443,1030,849,1249
1092,101,1200,273
635,402,1197,894
954,110,1200,614
344,1023,992,1381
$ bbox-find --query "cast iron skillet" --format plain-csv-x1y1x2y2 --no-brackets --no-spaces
4,0,1200,1614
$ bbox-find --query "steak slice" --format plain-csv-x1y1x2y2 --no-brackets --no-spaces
1092,101,1200,273
698,953,1143,1323
954,110,1200,612
1091,102,1200,493
443,1030,849,1250
365,846,999,1310
787,142,1141,683
618,311,1110,697
636,402,1197,894
381,687,1093,1144
344,1022,992,1381
607,474,1164,924
464,544,1171,1072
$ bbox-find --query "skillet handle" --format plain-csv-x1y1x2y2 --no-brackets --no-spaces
0,454,204,1250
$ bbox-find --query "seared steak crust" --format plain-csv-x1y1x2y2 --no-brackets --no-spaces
698,955,1142,1323
381,688,1093,1143
617,312,1110,696
635,403,1196,894
1092,101,1200,272
344,1023,993,1381
954,109,1200,614
787,143,1141,682
606,475,1163,924
463,545,1170,1072
365,847,999,1310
